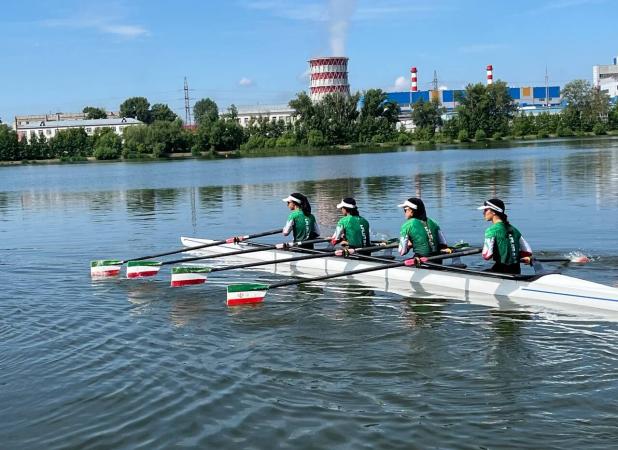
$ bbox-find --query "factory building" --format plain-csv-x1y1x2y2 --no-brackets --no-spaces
593,57,618,99
231,104,296,128
15,117,142,143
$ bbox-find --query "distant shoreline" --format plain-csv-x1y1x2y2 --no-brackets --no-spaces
2,134,617,167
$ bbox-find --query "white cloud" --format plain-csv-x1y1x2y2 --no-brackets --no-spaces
239,77,255,87
388,75,409,91
42,10,148,39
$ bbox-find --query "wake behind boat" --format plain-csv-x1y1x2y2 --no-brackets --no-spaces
180,236,618,317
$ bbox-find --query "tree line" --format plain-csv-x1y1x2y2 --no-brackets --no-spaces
1,80,618,162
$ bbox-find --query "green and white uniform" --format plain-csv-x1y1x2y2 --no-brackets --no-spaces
482,222,532,273
332,215,371,248
398,217,446,257
283,209,320,241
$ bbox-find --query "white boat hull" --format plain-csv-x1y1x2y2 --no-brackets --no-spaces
181,237,618,317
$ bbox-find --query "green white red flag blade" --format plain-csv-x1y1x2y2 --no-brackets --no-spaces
226,283,269,306
126,260,162,278
90,260,123,278
170,266,211,287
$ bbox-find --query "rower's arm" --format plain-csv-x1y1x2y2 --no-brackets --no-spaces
519,236,532,263
331,225,345,244
282,219,294,236
313,221,321,237
438,230,448,249
399,235,412,256
482,236,495,260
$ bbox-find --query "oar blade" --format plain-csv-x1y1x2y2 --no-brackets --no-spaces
126,260,162,279
226,283,269,306
570,254,591,264
90,260,123,278
170,266,211,287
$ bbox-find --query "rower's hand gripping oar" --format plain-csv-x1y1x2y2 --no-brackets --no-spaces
90,228,282,278
125,237,331,279
170,242,399,287
225,248,481,306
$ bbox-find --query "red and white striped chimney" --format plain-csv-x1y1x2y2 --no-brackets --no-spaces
486,64,493,85
410,67,418,92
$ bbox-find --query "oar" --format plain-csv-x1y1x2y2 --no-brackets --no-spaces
90,228,282,277
225,248,482,306
125,237,331,279
532,256,590,264
170,243,399,287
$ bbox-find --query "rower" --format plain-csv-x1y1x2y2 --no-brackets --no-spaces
477,198,533,274
397,197,450,264
282,193,320,249
331,197,371,252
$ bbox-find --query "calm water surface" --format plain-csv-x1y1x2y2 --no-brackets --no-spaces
1,139,617,449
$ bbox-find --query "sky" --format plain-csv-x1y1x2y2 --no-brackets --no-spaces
1,0,617,123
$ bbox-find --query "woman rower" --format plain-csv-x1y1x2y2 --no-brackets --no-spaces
331,197,371,250
282,192,320,249
478,198,532,274
397,197,449,262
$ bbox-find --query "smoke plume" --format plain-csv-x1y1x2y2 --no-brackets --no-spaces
328,0,356,56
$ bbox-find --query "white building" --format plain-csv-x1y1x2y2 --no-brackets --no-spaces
14,117,142,143
230,104,296,127
593,57,618,99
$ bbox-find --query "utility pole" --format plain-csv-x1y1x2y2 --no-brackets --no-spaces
184,77,192,125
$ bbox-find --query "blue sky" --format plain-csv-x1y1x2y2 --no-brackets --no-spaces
1,0,616,122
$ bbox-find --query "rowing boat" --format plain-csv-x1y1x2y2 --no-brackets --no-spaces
180,237,618,317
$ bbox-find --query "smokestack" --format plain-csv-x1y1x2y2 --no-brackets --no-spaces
486,64,493,85
410,67,418,92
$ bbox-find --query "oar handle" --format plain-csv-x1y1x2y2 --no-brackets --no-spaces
123,228,282,262
269,247,480,289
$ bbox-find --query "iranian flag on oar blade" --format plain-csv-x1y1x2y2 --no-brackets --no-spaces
126,260,162,278
226,283,269,306
90,260,123,277
170,266,210,287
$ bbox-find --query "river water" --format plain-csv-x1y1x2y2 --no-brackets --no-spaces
1,139,617,449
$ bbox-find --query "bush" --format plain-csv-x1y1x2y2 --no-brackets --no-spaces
458,129,470,142
307,130,326,147
474,129,487,141
397,132,412,145
93,146,121,160
93,131,122,160
556,126,575,137
492,131,503,140
593,123,607,135
537,130,549,139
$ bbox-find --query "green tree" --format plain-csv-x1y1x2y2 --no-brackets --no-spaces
82,106,107,120
122,125,150,157
93,129,122,160
456,81,515,137
561,80,610,131
210,119,245,151
357,89,400,143
0,124,20,161
120,97,152,124
150,103,179,122
193,98,219,126
49,128,91,159
411,98,444,138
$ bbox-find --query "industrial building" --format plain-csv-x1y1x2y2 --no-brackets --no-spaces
231,104,296,128
14,111,121,128
15,117,142,143
593,57,618,98
383,65,564,129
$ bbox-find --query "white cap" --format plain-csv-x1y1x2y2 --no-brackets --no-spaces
282,195,301,205
476,200,503,213
397,200,418,210
336,199,357,209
